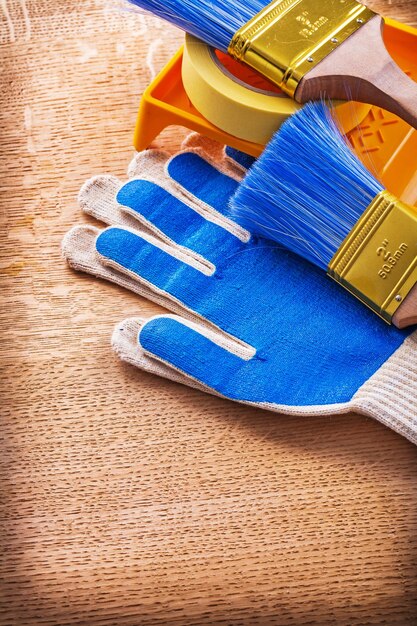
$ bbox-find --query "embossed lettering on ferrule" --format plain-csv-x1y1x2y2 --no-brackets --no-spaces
296,12,329,39
377,240,409,279
228,0,375,96
328,191,417,323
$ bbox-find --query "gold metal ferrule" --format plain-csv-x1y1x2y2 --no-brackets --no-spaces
327,191,417,323
228,0,375,97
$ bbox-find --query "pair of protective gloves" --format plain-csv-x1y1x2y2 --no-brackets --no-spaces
63,134,417,445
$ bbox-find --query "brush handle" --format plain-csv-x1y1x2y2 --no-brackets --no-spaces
296,16,417,129
393,284,417,329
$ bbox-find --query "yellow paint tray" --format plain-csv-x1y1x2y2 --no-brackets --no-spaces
134,19,417,204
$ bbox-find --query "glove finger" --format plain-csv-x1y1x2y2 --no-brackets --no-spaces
116,179,243,264
137,314,255,399
127,148,170,180
181,133,227,160
63,226,228,323
127,148,248,242
180,133,251,177
78,173,193,246
78,151,186,239
96,224,217,287
78,171,212,250
167,152,240,217
78,174,141,230
127,142,246,184
128,136,246,184
112,317,216,394
62,225,173,307
115,317,417,441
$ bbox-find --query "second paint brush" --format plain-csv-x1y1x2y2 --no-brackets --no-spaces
231,102,417,328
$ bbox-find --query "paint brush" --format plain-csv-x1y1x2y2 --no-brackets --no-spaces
128,0,417,128
230,102,417,327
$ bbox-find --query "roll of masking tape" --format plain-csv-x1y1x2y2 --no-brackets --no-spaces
182,34,371,145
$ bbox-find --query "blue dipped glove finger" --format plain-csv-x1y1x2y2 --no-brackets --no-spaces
63,134,417,443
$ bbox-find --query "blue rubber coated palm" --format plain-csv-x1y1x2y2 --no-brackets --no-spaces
95,150,410,408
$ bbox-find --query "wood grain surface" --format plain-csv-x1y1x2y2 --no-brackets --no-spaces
1,1,417,625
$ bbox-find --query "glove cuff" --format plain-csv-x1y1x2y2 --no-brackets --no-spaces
351,332,417,444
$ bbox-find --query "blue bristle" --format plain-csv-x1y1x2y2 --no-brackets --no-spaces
231,102,384,270
127,0,269,51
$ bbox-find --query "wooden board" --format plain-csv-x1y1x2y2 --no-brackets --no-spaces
1,1,417,624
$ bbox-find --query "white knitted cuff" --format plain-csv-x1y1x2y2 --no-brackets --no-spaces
351,332,417,444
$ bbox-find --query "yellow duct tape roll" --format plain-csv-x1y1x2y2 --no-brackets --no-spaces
182,34,371,144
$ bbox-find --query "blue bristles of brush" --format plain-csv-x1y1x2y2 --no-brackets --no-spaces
127,0,269,50
231,102,384,270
